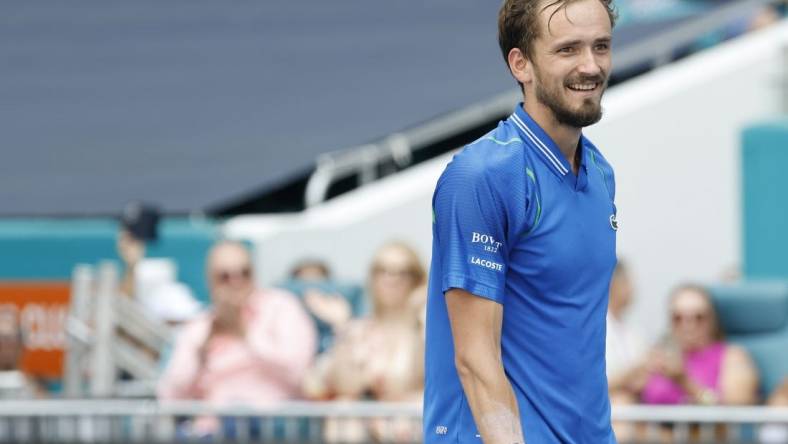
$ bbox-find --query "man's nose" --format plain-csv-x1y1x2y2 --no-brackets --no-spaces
577,47,603,76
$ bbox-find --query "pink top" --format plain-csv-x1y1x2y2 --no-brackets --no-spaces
157,288,317,407
641,342,725,404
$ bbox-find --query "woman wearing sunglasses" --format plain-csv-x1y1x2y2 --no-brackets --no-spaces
639,284,759,406
302,241,426,443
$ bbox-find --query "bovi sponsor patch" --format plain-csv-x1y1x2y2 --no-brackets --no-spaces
470,231,503,254
468,255,504,272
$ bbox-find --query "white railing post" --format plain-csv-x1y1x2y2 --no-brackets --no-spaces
63,264,94,398
90,261,118,397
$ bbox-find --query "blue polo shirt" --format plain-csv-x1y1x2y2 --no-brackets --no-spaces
423,104,618,444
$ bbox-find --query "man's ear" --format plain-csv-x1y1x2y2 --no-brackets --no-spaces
507,47,532,85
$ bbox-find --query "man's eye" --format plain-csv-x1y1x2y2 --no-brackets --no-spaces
595,43,610,51
558,47,574,54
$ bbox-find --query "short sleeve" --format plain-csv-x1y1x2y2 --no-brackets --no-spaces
432,159,509,304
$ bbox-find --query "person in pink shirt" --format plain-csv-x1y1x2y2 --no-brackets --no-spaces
640,284,759,406
157,240,317,434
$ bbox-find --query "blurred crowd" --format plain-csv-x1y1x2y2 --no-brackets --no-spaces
606,261,788,443
151,239,426,441
0,199,787,443
133,229,788,442
0,2,786,444
0,202,429,442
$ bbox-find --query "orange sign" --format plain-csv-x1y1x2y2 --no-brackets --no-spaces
0,282,70,378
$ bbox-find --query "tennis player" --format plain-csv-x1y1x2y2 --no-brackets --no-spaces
423,0,618,442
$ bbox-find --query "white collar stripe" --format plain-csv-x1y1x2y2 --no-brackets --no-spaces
516,121,565,175
511,113,568,175
510,114,568,175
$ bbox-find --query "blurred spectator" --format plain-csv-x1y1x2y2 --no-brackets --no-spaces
290,259,331,281
117,201,160,299
768,377,788,405
605,261,649,442
157,240,317,435
606,260,648,397
0,307,38,398
760,377,788,444
639,284,759,405
282,259,366,353
116,202,202,379
117,202,202,328
748,4,782,32
303,241,426,443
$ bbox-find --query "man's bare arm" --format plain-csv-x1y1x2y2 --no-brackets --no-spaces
446,288,524,444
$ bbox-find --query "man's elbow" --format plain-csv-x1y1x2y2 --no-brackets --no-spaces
454,350,501,387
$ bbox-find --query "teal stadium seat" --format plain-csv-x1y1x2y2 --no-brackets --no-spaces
742,119,788,280
708,281,788,399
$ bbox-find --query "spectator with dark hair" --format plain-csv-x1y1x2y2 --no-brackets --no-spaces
158,240,317,436
303,241,426,443
117,201,160,299
290,259,331,281
639,284,759,405
117,201,202,327
282,259,366,353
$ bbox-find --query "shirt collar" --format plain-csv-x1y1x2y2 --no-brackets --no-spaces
509,103,572,178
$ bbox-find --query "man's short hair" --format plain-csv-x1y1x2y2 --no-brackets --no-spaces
497,0,617,86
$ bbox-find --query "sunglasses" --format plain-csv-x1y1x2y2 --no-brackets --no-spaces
213,266,251,284
671,311,708,325
372,264,415,279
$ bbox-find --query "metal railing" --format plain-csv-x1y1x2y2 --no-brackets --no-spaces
613,405,788,444
0,400,421,444
304,0,780,208
303,92,517,207
0,400,786,443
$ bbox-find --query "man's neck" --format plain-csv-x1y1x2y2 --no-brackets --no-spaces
523,99,582,174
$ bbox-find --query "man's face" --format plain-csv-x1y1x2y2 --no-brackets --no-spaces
208,243,254,307
527,0,612,128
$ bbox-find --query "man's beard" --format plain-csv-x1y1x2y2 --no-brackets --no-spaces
533,67,606,128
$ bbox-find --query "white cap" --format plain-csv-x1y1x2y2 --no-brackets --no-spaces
135,258,177,298
141,281,203,323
